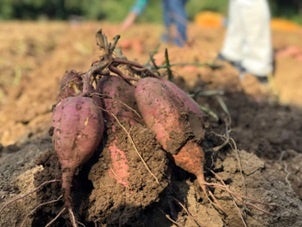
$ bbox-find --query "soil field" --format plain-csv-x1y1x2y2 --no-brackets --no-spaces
0,20,302,227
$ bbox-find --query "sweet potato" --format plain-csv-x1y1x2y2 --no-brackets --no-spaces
134,77,204,153
134,77,207,193
98,75,140,128
97,76,139,186
135,78,184,153
52,96,104,225
161,79,205,142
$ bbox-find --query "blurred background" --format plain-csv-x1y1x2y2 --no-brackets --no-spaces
0,0,301,24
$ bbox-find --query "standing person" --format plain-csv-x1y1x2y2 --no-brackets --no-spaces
121,0,188,47
216,0,273,83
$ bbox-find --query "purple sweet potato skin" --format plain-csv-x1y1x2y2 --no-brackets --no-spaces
98,76,139,127
135,77,206,192
52,96,104,170
161,79,204,142
134,77,204,154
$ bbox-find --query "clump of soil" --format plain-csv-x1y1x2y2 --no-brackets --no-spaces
87,124,169,225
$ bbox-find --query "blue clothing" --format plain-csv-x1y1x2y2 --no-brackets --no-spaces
162,0,187,46
131,0,148,15
130,0,188,46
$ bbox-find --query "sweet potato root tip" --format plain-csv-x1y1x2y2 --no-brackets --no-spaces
173,141,205,175
61,168,81,226
173,140,206,193
61,168,76,208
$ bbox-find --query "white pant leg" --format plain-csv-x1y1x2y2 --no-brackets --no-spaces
240,0,273,76
220,0,244,62
221,0,273,76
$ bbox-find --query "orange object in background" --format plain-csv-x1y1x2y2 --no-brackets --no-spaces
195,11,302,32
194,11,224,28
271,18,301,32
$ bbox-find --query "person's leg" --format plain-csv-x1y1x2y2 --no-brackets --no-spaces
220,0,244,63
161,0,173,42
162,0,171,28
167,0,188,46
240,0,273,77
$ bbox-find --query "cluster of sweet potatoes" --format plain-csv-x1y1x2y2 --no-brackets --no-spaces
51,31,206,226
